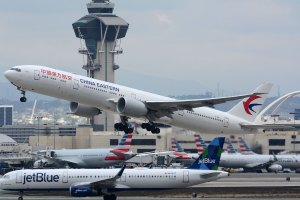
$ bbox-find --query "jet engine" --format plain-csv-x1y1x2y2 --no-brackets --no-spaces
70,102,101,117
116,97,148,117
267,163,282,172
70,185,98,197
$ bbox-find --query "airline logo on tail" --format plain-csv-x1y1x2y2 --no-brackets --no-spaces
243,95,262,115
194,134,207,154
189,137,225,170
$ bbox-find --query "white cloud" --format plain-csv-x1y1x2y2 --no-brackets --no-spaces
153,11,174,26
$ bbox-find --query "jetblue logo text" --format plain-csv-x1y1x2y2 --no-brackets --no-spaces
23,173,59,184
198,158,216,164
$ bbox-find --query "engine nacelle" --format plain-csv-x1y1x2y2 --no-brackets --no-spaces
70,102,101,117
116,97,148,117
267,163,282,172
70,185,98,197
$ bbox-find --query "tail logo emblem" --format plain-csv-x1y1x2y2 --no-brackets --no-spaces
243,95,262,115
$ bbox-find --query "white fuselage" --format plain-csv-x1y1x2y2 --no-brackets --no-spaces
0,168,227,191
5,65,254,134
38,148,127,168
220,154,300,170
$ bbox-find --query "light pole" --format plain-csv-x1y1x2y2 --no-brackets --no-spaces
289,112,298,153
35,115,43,151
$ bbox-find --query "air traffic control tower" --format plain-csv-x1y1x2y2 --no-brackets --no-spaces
72,0,129,131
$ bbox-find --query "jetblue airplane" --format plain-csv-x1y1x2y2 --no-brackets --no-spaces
0,137,228,200
4,65,272,134
34,130,134,168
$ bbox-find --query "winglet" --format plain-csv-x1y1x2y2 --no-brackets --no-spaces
189,137,225,170
116,164,126,179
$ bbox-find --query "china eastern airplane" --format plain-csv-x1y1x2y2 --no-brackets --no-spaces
4,65,272,134
0,137,228,200
34,130,134,168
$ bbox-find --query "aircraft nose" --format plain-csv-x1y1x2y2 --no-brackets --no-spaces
4,70,13,81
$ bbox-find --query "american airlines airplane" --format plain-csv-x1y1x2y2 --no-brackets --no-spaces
4,65,272,134
34,131,134,168
235,137,300,172
0,137,228,200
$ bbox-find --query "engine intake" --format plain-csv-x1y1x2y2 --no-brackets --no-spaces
117,97,148,117
70,102,101,117
268,163,282,172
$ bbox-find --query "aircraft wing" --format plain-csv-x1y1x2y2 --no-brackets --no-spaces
145,93,262,112
200,172,224,179
110,149,136,160
41,156,84,167
74,165,126,189
241,124,297,131
244,160,275,169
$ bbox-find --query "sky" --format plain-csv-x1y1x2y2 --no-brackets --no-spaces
1,0,300,97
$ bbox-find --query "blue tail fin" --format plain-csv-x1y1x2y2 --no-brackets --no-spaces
189,137,225,170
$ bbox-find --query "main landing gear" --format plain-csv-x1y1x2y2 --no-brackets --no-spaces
18,191,23,200
20,90,27,102
114,123,134,134
103,194,117,200
141,122,160,134
114,116,134,134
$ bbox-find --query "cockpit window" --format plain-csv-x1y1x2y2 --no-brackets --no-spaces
10,67,21,72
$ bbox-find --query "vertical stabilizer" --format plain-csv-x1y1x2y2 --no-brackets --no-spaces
114,127,133,152
227,83,273,122
171,138,185,152
189,137,225,170
225,138,238,154
238,137,255,155
194,134,207,154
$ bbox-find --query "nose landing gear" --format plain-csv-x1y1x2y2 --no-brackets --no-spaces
20,90,27,102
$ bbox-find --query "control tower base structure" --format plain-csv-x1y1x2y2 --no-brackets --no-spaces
72,0,129,131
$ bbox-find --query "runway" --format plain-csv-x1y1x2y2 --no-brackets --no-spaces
1,173,300,199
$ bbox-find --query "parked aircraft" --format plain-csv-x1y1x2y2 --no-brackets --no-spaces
5,65,272,134
236,137,300,172
34,131,134,168
0,137,228,200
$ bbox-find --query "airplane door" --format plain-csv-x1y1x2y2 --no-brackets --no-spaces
73,79,79,90
223,117,229,128
16,171,23,184
62,170,68,183
120,173,126,183
34,70,40,80
183,171,189,183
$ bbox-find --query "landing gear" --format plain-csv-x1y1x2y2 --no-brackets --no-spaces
103,194,117,200
114,123,133,134
18,191,23,200
114,116,133,134
141,122,160,134
20,90,27,102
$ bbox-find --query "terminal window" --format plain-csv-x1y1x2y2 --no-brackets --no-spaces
269,139,285,146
